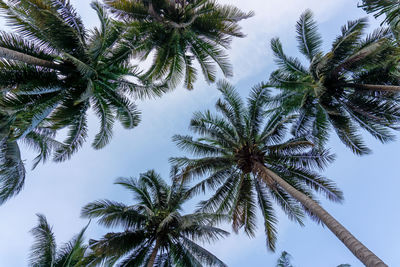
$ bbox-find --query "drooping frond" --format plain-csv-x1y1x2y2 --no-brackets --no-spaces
29,214,56,266
54,221,89,266
360,0,400,26
53,102,89,162
230,174,258,237
254,180,278,251
180,237,227,267
0,139,25,204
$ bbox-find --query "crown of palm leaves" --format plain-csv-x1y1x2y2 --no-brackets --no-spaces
171,80,342,251
81,168,229,266
104,0,254,89
268,9,400,155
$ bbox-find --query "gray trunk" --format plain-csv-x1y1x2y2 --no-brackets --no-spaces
253,162,387,267
147,238,161,267
345,83,400,93
0,46,63,70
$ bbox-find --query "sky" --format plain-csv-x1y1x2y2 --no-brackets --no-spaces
0,0,399,266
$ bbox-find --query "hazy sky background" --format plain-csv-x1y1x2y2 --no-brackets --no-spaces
0,0,399,266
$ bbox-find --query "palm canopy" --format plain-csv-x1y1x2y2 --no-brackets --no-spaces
360,0,400,26
275,251,350,267
276,251,293,267
267,9,400,155
104,0,254,89
0,0,165,204
81,168,228,267
171,80,343,251
29,214,89,267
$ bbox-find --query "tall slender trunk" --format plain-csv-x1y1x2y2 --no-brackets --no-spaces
345,83,400,93
0,47,63,70
147,238,161,267
253,161,387,267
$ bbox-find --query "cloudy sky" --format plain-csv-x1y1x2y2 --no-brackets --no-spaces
0,0,399,266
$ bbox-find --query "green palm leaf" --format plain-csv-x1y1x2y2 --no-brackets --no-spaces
29,214,89,267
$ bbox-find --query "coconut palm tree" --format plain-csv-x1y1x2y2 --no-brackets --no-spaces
267,10,400,155
81,168,228,266
0,0,165,204
171,80,387,266
104,0,254,89
276,251,294,267
360,0,400,26
29,214,89,267
275,251,350,267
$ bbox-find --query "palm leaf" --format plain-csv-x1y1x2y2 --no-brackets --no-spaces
296,9,322,61
29,214,56,267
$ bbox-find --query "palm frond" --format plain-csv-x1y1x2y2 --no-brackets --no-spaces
254,180,278,251
0,139,25,204
29,214,56,267
296,9,322,61
360,0,400,26
180,237,227,267
53,102,89,162
91,96,114,150
54,220,90,266
81,199,146,229
271,38,308,75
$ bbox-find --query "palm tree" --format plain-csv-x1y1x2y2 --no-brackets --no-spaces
104,0,254,89
171,80,387,266
267,10,400,155
29,214,89,267
275,251,350,267
276,251,293,267
81,168,228,266
360,0,400,26
0,0,164,204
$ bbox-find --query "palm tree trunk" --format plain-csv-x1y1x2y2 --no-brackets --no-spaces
253,161,387,267
147,238,161,267
345,83,400,93
0,46,63,70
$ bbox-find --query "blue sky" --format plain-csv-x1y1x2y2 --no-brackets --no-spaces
0,0,399,266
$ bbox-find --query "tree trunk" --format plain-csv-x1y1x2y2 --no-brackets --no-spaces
345,83,400,93
147,238,161,267
253,161,387,267
0,46,63,70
